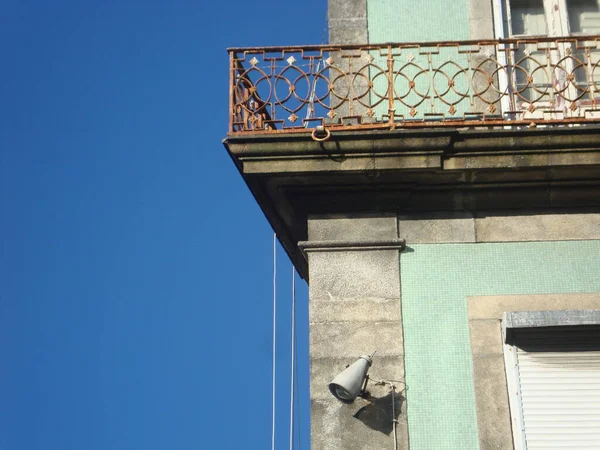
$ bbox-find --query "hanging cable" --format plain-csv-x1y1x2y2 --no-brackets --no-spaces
371,377,406,450
289,266,296,450
271,233,277,450
391,384,398,450
294,295,301,450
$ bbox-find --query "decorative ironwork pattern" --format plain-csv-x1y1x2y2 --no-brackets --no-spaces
229,37,600,133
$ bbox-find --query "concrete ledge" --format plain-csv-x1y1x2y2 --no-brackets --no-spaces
224,127,600,280
467,293,600,320
475,212,600,242
241,153,443,174
308,214,398,241
398,211,600,243
503,309,600,332
300,239,406,259
399,212,475,243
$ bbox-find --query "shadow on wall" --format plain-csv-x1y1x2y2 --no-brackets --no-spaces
353,390,405,435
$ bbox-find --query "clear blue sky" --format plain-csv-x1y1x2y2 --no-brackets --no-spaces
0,1,326,449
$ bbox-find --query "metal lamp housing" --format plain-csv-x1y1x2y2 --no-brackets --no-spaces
328,355,373,403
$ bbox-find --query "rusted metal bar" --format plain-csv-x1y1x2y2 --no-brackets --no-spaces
229,117,600,136
228,50,234,134
228,36,600,135
226,35,600,53
387,45,395,129
232,56,273,131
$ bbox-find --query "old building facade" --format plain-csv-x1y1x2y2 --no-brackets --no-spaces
225,0,600,448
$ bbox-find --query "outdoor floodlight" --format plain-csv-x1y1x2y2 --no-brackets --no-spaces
328,353,374,403
329,352,404,448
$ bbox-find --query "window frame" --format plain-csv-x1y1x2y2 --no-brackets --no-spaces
502,310,600,450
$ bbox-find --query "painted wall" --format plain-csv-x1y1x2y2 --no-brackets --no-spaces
400,240,600,449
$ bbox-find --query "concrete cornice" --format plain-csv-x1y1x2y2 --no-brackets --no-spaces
225,125,600,153
298,238,407,261
223,125,600,279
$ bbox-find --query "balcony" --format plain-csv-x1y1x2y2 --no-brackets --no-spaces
225,36,600,279
229,36,600,135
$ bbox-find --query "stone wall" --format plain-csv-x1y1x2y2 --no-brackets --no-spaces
328,0,367,45
304,215,408,450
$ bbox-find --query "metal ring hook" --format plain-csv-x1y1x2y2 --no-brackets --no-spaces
311,126,331,142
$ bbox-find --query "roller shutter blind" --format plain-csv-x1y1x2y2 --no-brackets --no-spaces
513,325,600,449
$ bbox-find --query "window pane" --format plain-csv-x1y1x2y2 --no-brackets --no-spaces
510,0,548,35
567,0,600,33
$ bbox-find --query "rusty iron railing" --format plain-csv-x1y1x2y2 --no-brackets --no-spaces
228,36,600,134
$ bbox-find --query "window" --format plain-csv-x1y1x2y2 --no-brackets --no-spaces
494,0,600,110
566,0,600,34
507,0,549,36
503,0,600,37
503,311,600,449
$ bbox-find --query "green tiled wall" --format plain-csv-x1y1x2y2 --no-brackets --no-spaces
367,0,470,43
366,0,472,120
400,241,600,450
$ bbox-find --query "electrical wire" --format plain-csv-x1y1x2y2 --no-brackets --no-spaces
294,296,301,450
288,267,296,450
271,233,277,450
391,385,398,450
369,377,407,450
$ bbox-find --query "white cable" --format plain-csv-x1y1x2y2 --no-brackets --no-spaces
289,267,296,450
271,233,277,450
391,385,398,450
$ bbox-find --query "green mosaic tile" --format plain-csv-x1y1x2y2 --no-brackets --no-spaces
400,241,600,450
367,0,472,121
367,0,470,43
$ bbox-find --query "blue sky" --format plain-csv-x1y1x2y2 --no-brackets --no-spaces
0,1,326,449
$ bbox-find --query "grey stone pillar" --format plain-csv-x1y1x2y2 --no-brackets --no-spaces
327,0,370,122
467,0,501,115
302,214,408,450
328,0,368,45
